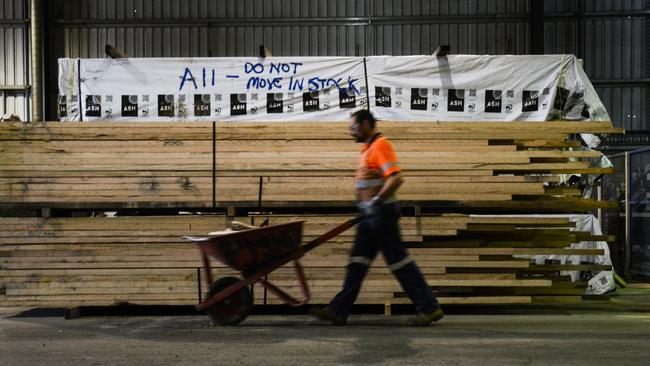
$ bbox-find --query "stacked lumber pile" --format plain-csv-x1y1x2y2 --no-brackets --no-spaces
0,123,216,208
0,121,619,209
0,215,611,307
262,215,612,305
0,121,622,308
0,216,234,307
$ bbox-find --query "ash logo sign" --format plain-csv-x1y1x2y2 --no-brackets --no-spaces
303,91,319,112
267,93,284,113
121,95,138,117
194,94,211,116
339,88,356,108
485,90,503,113
410,88,427,110
447,89,465,112
85,95,102,117
522,90,539,112
230,93,247,115
157,95,175,117
375,87,392,107
431,101,439,112
58,95,67,117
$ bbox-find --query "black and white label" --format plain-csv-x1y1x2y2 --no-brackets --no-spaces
58,95,67,117
230,93,247,115
484,90,502,113
157,95,175,117
267,93,284,113
522,90,539,112
375,87,392,107
194,94,211,116
121,95,138,117
303,91,320,112
410,88,427,111
339,88,356,108
447,89,465,112
85,95,102,117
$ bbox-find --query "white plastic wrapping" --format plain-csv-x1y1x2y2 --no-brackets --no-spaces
58,54,610,125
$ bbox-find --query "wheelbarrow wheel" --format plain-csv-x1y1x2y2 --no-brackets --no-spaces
205,276,253,326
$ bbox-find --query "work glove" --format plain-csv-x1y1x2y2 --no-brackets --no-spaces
357,196,383,217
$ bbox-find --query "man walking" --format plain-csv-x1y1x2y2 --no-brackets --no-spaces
311,109,444,326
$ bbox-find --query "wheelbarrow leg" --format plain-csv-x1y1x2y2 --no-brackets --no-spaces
260,260,311,307
294,260,311,302
201,251,213,287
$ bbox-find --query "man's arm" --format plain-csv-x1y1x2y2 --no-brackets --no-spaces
376,171,403,201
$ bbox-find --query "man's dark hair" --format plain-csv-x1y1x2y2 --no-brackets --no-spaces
351,109,377,128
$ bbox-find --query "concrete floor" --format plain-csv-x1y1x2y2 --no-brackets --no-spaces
2,307,649,366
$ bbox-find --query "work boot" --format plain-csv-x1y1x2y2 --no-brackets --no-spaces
407,307,444,327
309,306,347,325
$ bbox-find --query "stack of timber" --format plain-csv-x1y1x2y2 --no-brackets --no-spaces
0,215,612,307
0,121,621,210
0,121,623,308
252,214,613,305
0,122,215,209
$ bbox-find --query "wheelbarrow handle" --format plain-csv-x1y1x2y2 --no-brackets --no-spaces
301,216,362,253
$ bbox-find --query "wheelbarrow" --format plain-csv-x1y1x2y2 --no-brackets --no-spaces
183,217,360,325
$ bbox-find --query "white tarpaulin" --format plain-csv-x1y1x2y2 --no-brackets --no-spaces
366,54,610,122
58,59,81,121
58,57,366,121
58,54,609,124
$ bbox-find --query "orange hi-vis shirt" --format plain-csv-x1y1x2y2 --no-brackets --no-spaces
356,133,401,203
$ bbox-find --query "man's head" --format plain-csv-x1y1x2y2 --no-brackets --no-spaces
349,109,377,142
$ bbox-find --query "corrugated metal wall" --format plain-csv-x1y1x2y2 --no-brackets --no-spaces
0,0,30,121
544,0,648,130
2,0,648,130
40,0,533,118
44,0,532,56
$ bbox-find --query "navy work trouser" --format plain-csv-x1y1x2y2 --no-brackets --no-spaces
329,202,439,316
